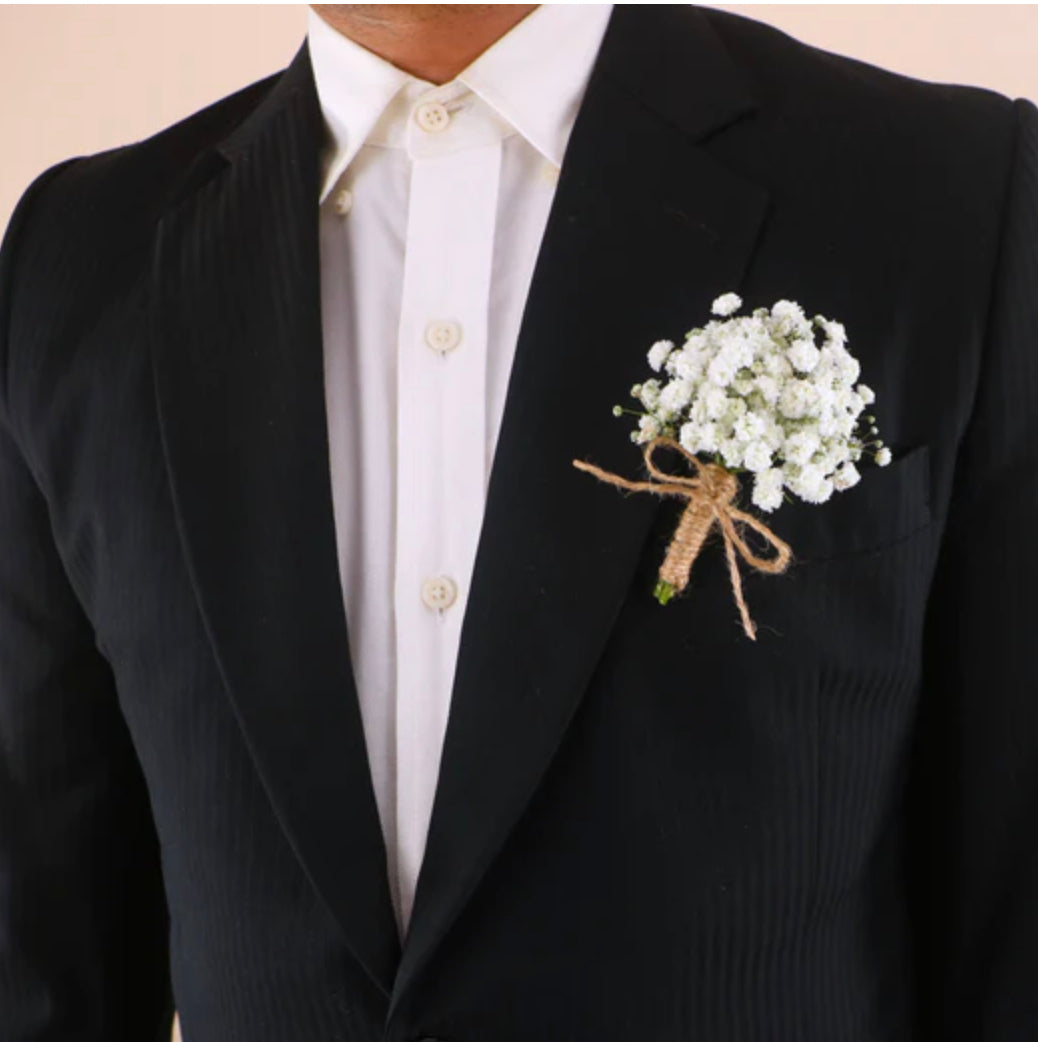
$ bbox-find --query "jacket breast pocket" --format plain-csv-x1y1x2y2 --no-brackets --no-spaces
764,443,933,563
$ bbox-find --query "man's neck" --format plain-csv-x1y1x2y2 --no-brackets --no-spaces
309,5,539,85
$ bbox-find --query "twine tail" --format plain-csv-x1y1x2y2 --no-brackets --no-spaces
722,532,758,641
656,492,717,600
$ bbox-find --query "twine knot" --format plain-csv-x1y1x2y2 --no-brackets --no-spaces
573,435,793,640
694,460,738,506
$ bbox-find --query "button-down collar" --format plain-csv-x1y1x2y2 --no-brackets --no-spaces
307,4,614,203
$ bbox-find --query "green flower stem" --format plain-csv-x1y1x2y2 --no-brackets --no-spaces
654,579,676,605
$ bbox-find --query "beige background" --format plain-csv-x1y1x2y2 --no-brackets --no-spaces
0,6,1034,1041
3,5,1038,232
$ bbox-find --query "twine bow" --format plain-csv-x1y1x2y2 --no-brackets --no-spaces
572,436,793,640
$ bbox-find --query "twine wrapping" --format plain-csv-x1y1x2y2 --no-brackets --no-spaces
572,436,793,640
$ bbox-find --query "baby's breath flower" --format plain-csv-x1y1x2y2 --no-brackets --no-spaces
789,463,834,504
761,416,785,451
816,440,852,473
706,353,737,388
725,396,748,421
743,440,773,473
680,420,719,455
719,438,744,469
622,296,883,510
817,316,848,349
841,352,860,384
763,351,793,379
733,411,766,442
678,421,697,454
725,336,754,372
634,379,662,410
633,414,662,444
787,337,821,374
770,300,809,339
647,339,674,372
711,292,743,318
701,383,729,421
683,331,709,353
753,374,781,407
751,468,784,513
659,378,693,415
778,379,820,420
805,477,834,504
784,429,820,465
833,461,861,491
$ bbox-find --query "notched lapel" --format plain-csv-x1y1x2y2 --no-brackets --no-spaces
391,5,772,1018
150,44,401,998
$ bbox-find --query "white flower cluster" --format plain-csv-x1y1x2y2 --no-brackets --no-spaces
618,293,891,513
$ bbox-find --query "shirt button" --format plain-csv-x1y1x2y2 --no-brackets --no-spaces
421,575,458,611
424,319,462,355
414,100,451,133
333,187,353,216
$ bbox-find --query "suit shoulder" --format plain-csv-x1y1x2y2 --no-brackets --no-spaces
689,5,1024,237
0,68,284,419
3,68,280,276
699,6,1018,156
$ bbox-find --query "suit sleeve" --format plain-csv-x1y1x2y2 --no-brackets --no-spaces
0,170,175,1040
910,96,1038,1039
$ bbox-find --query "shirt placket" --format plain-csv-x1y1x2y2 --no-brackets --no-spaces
392,84,502,933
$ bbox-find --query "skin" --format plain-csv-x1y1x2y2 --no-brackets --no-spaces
310,4,540,84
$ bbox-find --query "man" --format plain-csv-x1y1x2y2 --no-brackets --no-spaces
1,3,1035,1040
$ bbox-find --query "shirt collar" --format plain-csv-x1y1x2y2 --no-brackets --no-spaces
307,4,614,204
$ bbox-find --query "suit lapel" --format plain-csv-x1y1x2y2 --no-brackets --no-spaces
150,44,401,997
391,4,771,1017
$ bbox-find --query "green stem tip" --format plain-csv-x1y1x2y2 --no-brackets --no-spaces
654,579,676,606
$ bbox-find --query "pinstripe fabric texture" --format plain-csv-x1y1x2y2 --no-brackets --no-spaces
1,6,1037,1040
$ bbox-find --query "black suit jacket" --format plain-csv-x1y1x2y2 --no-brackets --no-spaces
2,6,1037,1040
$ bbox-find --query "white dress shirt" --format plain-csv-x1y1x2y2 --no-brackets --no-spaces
307,3,613,938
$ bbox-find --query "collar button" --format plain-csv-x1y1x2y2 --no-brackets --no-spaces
414,100,451,133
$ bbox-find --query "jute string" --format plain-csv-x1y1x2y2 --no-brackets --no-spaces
572,436,793,640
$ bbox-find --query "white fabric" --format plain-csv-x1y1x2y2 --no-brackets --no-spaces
308,3,613,938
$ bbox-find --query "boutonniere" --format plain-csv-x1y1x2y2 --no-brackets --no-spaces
573,292,891,640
